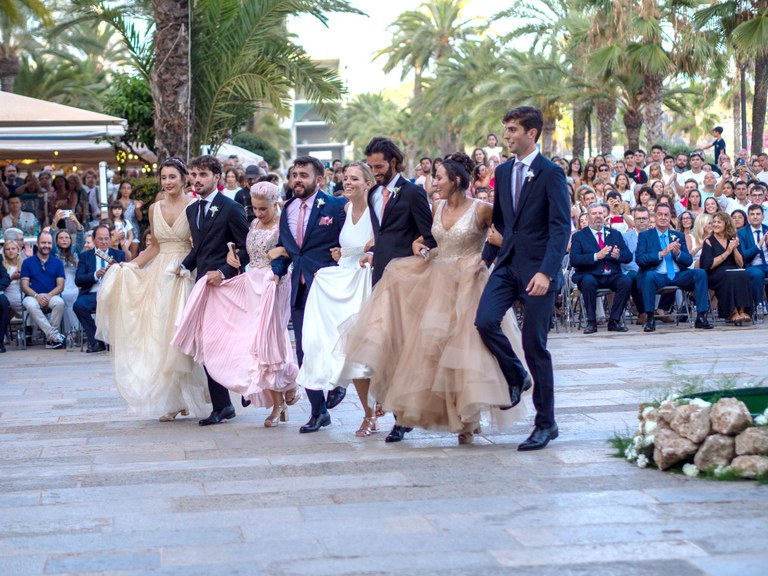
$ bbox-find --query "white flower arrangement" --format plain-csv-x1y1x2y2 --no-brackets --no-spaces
682,463,700,477
689,398,712,408
755,408,768,426
316,198,326,208
210,206,219,217
636,454,649,469
526,169,535,182
392,186,402,199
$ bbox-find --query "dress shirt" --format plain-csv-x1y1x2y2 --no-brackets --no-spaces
287,191,318,243
372,173,401,222
654,229,680,277
749,226,768,267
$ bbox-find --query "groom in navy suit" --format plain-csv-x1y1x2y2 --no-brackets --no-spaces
272,156,347,433
475,106,570,451
738,204,768,308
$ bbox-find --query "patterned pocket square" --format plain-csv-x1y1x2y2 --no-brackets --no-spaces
319,216,333,225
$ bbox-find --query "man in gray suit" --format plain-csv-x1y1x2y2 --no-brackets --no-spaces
622,205,650,323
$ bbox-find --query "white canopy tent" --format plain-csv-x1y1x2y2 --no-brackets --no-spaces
205,142,264,168
0,92,127,165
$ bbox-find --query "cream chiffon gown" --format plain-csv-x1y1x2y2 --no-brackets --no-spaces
96,203,209,417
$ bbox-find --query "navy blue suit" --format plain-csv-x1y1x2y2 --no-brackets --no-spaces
181,192,249,411
272,191,346,416
635,228,709,313
73,248,126,348
368,175,435,285
737,224,768,305
570,227,632,324
475,153,570,429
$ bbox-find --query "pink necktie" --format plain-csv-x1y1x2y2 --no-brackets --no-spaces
296,201,307,247
381,187,391,217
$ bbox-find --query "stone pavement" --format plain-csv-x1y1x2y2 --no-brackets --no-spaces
1,323,767,575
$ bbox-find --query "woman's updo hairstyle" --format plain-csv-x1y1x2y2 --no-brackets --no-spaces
250,181,280,204
441,151,474,192
160,157,188,178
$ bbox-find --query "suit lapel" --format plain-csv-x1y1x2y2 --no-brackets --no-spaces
199,194,223,239
511,154,543,226
381,176,406,227
300,193,323,248
280,197,299,252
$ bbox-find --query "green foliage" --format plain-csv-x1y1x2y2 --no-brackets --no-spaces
608,431,634,458
191,0,363,150
102,73,155,155
231,132,281,170
125,177,159,205
333,93,406,159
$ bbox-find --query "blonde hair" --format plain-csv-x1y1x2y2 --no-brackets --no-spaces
250,181,280,204
693,213,712,244
344,161,376,187
2,240,23,269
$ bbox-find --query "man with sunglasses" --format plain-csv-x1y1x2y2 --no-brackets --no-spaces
20,230,66,348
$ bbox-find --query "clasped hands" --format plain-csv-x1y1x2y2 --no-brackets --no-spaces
596,245,621,260
660,239,681,258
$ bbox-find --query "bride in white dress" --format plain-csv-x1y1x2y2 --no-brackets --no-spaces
296,162,377,436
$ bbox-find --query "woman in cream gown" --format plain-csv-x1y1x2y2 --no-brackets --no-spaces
341,153,527,444
96,158,209,420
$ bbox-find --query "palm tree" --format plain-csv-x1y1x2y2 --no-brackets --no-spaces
0,0,52,92
333,93,405,159
375,0,484,100
695,1,768,154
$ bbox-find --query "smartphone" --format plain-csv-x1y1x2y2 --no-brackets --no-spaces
62,210,72,218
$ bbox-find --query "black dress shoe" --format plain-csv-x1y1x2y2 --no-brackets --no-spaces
86,342,107,353
385,424,413,443
643,316,656,332
501,374,533,411
607,320,628,332
0,342,6,353
299,411,331,433
198,405,236,426
241,396,251,408
695,314,713,329
326,386,347,410
583,322,598,334
518,424,559,451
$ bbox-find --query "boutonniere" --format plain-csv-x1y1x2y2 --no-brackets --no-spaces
210,206,219,217
526,169,535,182
316,198,326,208
392,186,402,199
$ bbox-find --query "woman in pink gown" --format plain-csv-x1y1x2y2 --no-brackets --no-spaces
172,182,299,427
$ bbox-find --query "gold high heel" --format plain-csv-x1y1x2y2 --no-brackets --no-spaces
264,401,287,427
159,409,189,422
458,423,481,445
355,416,379,437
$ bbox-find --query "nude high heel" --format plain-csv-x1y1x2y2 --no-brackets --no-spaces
159,409,189,422
264,401,287,427
355,416,379,437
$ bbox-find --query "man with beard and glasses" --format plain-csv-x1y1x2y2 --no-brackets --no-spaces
359,136,436,443
20,230,66,348
271,156,347,433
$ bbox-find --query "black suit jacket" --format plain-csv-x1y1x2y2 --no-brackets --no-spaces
0,260,9,293
181,192,250,281
569,227,632,283
75,248,126,295
368,175,435,285
482,154,571,290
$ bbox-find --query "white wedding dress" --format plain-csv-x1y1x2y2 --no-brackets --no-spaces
297,205,374,391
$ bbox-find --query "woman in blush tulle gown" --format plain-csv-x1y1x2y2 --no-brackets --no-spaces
172,182,300,427
297,162,378,437
341,152,527,445
96,158,210,420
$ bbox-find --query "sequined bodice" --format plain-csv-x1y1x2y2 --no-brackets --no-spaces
432,200,487,259
246,222,279,268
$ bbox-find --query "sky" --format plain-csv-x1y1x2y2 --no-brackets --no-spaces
288,0,522,98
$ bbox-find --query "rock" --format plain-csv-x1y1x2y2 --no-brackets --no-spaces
658,401,677,425
735,427,768,456
653,428,699,471
670,404,711,443
730,455,768,479
694,434,735,470
710,398,752,435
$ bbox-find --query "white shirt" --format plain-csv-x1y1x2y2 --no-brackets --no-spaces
756,171,768,185
2,211,37,233
372,173,401,223
749,226,768,267
484,146,504,161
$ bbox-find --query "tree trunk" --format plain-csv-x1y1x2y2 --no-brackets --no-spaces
439,128,460,157
642,74,664,146
623,107,643,151
151,0,192,161
751,52,768,155
572,103,586,160
595,98,616,154
733,75,741,155
541,117,557,157
414,66,422,100
0,53,21,93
